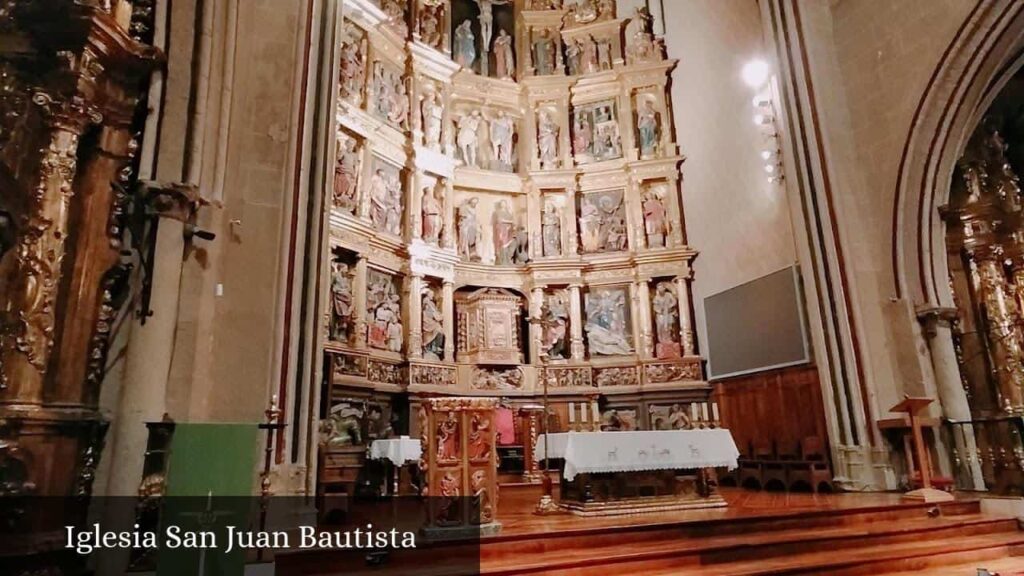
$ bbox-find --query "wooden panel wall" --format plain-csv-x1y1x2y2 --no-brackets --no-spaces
713,364,829,458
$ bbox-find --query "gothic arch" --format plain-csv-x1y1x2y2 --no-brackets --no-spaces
892,0,1024,307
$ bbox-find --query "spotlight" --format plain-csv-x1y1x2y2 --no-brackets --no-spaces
764,164,776,174
742,59,770,88
752,94,771,108
761,149,773,161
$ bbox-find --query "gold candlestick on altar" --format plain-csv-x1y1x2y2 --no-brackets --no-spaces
534,352,562,515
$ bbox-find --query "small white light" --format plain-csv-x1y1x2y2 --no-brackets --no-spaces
752,94,771,108
742,59,771,88
761,150,773,160
754,114,772,125
765,164,776,174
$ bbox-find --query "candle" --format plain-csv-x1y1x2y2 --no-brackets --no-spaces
701,403,709,421
568,402,575,423
580,403,588,423
712,402,720,422
592,402,599,423
690,403,698,421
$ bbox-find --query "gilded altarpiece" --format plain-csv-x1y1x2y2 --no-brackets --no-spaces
318,0,707,494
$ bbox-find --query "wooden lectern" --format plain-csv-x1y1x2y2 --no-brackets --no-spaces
890,396,954,503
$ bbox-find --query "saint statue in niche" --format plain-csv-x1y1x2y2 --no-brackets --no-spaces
369,166,403,236
333,138,359,214
381,0,408,35
637,98,661,158
642,186,667,248
418,4,443,49
541,198,561,256
489,111,515,171
457,197,481,261
537,110,560,169
582,35,599,74
437,470,461,524
388,81,409,128
572,113,592,157
422,288,445,361
421,183,444,245
566,39,582,75
455,20,476,70
493,29,515,79
585,288,633,356
532,29,556,75
596,0,615,20
652,281,680,358
471,470,493,524
543,290,570,359
596,36,612,70
437,412,460,462
330,261,353,342
421,91,443,150
457,111,483,168
339,39,364,104
492,200,517,265
367,271,403,353
468,414,492,461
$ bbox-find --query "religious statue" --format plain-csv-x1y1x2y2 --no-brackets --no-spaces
437,412,459,462
455,20,476,70
369,167,403,236
652,282,680,357
572,113,592,157
642,187,667,248
596,0,615,20
457,197,481,261
333,138,359,213
582,35,599,74
339,39,364,104
320,404,364,447
489,111,515,171
418,3,443,49
627,7,660,63
421,288,445,361
532,29,556,75
381,0,408,35
637,99,661,158
388,81,409,128
367,272,403,352
457,111,483,168
596,37,612,70
528,0,562,8
537,110,560,169
566,39,583,75
566,0,599,25
513,225,530,264
543,290,570,359
468,414,493,461
585,288,633,355
541,198,561,256
669,403,692,430
471,470,493,524
421,183,444,245
493,29,515,80
421,91,443,150
492,200,517,265
330,261,353,342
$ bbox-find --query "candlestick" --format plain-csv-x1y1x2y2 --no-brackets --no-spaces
580,403,588,423
592,402,599,424
568,402,575,423
712,402,720,422
690,403,698,421
701,403,709,421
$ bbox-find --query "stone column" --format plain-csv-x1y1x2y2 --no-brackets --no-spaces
635,280,653,358
409,174,424,242
565,188,579,255
674,275,695,356
530,287,544,364
972,256,1024,412
407,274,424,358
442,280,455,362
917,307,986,490
353,256,369,348
442,177,456,250
568,284,585,360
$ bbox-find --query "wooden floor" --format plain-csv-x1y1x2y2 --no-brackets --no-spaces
277,487,1024,575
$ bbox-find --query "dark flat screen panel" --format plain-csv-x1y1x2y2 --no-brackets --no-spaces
705,265,809,380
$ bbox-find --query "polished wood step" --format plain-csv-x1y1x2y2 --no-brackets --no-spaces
479,514,1017,574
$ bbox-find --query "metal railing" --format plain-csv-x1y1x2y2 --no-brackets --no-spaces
945,415,1024,495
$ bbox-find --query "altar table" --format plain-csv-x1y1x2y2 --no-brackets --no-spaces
369,437,422,496
369,437,422,466
534,430,740,516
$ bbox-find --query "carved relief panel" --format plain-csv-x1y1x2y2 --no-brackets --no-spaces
366,269,403,353
584,285,633,356
367,157,405,237
572,99,622,164
370,60,409,129
578,188,627,253
333,131,362,215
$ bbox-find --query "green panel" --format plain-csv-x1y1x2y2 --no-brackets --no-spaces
157,423,259,576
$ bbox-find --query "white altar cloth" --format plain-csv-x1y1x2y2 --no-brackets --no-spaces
369,437,422,466
534,429,740,481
